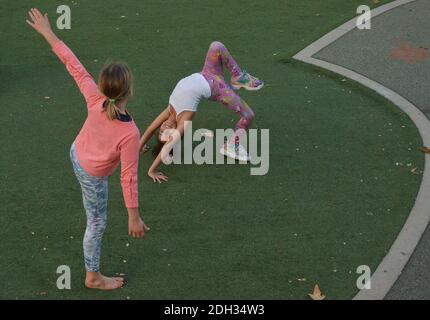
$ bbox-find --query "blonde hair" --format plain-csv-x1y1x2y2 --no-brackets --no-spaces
98,62,133,120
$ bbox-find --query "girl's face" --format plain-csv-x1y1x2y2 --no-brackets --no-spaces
158,119,177,143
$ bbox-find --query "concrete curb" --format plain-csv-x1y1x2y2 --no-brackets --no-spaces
293,0,430,300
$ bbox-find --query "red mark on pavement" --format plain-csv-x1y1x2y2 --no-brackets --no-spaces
390,40,429,64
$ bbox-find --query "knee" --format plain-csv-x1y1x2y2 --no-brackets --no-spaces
209,41,225,51
86,217,107,235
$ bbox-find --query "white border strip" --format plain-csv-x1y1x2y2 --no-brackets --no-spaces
293,0,430,300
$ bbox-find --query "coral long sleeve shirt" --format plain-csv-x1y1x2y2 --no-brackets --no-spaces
52,41,140,208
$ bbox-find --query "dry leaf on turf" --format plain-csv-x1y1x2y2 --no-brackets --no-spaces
420,146,430,154
308,284,326,300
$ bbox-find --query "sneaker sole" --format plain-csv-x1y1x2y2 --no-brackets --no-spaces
219,147,251,162
231,83,264,91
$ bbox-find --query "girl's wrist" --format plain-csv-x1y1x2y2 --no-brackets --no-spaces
127,207,140,218
41,29,53,38
43,30,60,47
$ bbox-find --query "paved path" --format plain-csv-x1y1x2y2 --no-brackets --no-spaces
294,0,430,299
314,0,430,115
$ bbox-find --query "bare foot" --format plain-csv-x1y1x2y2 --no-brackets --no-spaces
85,273,124,290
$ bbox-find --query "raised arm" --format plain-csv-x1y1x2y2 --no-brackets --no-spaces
26,8,100,106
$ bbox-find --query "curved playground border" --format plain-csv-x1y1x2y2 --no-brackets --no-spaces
293,0,430,300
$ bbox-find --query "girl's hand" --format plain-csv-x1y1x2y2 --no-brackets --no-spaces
140,144,150,154
128,216,150,239
26,8,52,37
148,170,168,183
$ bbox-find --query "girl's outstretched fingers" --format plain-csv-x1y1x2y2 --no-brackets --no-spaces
155,173,168,183
26,8,52,36
148,171,169,183
141,144,150,153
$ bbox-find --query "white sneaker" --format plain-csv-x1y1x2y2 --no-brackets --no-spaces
220,143,251,162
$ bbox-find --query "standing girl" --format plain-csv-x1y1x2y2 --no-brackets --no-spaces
27,8,149,290
140,41,263,183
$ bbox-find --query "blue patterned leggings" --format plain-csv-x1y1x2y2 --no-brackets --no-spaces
70,143,108,272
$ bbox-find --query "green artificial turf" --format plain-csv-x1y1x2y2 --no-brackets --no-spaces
0,0,423,299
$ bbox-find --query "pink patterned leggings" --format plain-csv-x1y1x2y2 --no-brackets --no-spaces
201,42,255,138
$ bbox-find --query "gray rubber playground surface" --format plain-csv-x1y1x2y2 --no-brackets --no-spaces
313,0,430,299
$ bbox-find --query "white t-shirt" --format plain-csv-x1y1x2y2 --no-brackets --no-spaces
169,73,212,117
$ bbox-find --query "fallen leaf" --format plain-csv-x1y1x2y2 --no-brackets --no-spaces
308,284,326,300
411,167,419,175
420,146,430,154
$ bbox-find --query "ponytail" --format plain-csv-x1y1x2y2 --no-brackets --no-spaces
105,98,121,121
98,62,133,121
